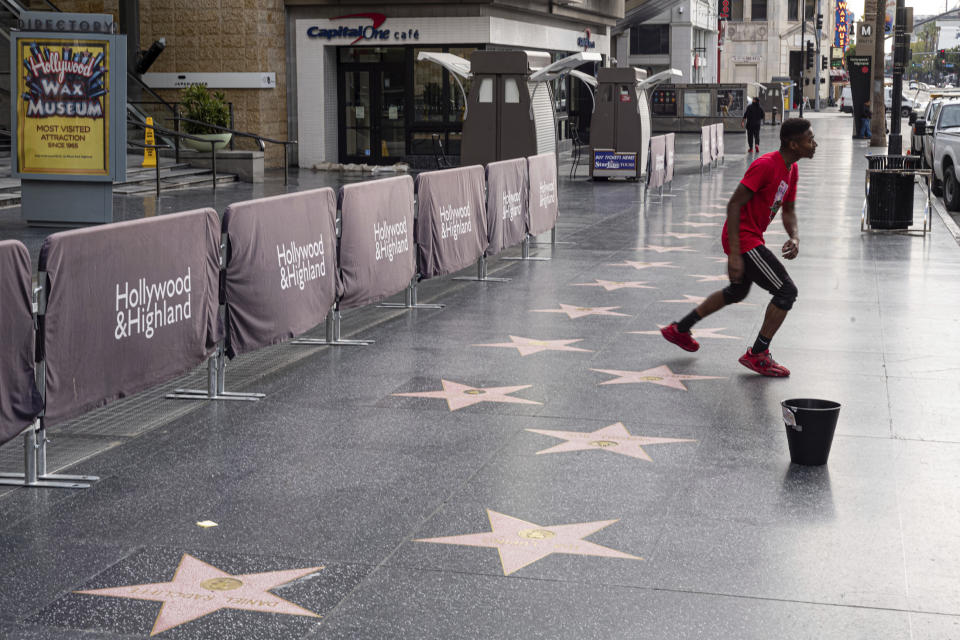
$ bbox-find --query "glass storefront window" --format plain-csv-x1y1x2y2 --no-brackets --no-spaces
683,90,711,117
413,48,444,122
716,89,745,117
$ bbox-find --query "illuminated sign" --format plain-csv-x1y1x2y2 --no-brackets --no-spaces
306,13,420,44
17,38,109,175
835,2,849,49
719,0,731,21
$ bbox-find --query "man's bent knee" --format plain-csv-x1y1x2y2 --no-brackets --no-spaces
722,283,750,305
771,281,798,310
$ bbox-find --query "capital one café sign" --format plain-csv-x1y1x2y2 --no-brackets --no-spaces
306,13,421,44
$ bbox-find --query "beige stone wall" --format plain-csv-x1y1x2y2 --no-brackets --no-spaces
42,1,289,167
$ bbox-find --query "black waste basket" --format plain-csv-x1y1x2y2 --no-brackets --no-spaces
866,155,919,230
781,399,842,466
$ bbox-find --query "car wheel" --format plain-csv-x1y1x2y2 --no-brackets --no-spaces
901,107,911,117
944,166,960,211
933,176,944,197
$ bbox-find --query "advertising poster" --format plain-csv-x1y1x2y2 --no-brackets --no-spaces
17,38,110,175
716,89,745,117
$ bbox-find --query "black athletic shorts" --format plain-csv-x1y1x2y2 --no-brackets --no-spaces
722,244,798,310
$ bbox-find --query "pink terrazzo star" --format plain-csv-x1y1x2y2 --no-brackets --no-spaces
393,379,542,411
659,232,711,239
633,244,695,253
605,260,678,270
415,509,641,575
687,273,729,282
629,325,741,340
687,213,727,218
590,365,724,390
531,304,630,319
675,221,721,228
474,335,592,356
572,280,656,291
661,294,706,304
526,422,696,461
75,554,321,636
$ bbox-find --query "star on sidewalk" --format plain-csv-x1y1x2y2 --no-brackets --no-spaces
706,257,729,263
474,335,592,356
526,422,696,461
531,304,630,319
629,325,742,340
675,221,721,228
572,280,656,291
633,244,695,253
688,274,729,282
75,554,321,636
659,232,711,239
415,510,641,576
590,365,724,390
393,379,542,411
605,260,678,270
661,294,706,304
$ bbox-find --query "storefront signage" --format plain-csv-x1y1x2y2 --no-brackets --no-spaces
719,0,731,20
732,56,761,63
578,28,595,50
17,11,115,34
17,37,110,175
306,13,420,44
835,1,849,49
593,150,637,173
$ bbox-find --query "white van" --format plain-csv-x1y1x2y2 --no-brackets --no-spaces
839,86,852,113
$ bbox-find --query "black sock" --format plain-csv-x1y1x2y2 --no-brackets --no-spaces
752,334,771,354
676,309,701,333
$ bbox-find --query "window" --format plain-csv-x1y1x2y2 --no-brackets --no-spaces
805,0,815,20
630,25,669,55
504,78,520,103
730,0,743,21
788,0,799,21
478,78,494,103
751,0,767,21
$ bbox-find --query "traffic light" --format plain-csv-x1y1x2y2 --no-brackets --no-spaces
805,41,814,69
816,13,823,32
821,55,828,70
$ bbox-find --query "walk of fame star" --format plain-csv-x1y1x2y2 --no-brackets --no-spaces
687,274,729,282
706,256,729,263
675,221,721,228
629,326,741,340
661,294,705,304
393,379,541,410
633,244,695,253
590,365,724,390
531,303,629,319
572,280,655,291
687,213,727,218
74,554,321,636
659,232,711,239
473,335,592,356
526,422,696,461
415,510,641,575
605,260,678,270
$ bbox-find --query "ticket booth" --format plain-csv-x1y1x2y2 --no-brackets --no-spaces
589,67,648,180
417,50,602,166
651,83,759,132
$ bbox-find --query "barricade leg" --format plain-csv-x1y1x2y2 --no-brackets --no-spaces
293,305,374,346
378,277,444,310
453,256,511,283
0,420,99,489
502,235,551,262
166,344,264,401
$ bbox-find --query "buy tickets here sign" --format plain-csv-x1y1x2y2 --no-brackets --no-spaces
17,38,109,176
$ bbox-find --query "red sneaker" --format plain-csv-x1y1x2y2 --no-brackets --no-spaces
754,145,760,152
738,348,790,377
661,323,700,352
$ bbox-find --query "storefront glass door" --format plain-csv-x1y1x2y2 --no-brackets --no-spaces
343,70,372,160
340,65,405,164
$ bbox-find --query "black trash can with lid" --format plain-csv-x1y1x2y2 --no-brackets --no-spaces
781,399,842,466
866,155,919,230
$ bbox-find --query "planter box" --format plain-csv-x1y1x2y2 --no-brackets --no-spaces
180,149,264,183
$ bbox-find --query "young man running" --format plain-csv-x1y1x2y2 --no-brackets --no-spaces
660,118,817,377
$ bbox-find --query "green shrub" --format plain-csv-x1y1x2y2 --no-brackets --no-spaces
180,84,229,134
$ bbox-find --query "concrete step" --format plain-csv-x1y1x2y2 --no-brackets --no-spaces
113,172,237,195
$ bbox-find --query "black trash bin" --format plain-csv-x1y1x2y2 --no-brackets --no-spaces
866,155,919,230
781,399,842,466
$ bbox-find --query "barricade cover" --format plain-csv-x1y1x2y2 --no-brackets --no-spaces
415,165,488,279
485,158,528,257
664,133,676,184
648,136,666,190
0,240,43,446
338,175,416,309
701,125,712,167
38,209,222,426
715,123,725,159
527,153,559,237
223,189,339,358
711,124,720,161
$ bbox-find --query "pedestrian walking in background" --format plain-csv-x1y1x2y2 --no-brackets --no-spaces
742,97,765,153
660,118,817,377
859,100,872,139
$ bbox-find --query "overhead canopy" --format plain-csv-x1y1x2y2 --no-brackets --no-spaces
637,68,682,91
528,52,603,83
415,51,472,78
569,69,598,88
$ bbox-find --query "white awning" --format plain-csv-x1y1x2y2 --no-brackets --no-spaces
637,69,683,91
528,52,603,83
415,51,472,78
568,69,598,88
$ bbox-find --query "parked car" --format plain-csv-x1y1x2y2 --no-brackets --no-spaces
928,101,960,209
884,86,919,117
839,86,853,113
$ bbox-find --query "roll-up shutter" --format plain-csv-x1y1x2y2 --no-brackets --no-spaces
529,82,556,156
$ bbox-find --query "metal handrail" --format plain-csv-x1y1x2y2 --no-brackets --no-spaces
174,114,297,185
128,118,222,191
127,139,173,199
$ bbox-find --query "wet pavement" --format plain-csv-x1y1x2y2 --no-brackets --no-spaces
1,113,959,639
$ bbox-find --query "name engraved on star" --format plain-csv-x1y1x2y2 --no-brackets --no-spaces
439,203,472,240
501,190,522,222
539,180,557,207
128,587,215,601
277,237,326,291
641,376,663,381
374,219,409,262
590,440,619,448
115,268,192,340
518,528,556,540
225,597,279,607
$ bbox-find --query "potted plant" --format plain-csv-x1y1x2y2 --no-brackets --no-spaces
179,83,232,151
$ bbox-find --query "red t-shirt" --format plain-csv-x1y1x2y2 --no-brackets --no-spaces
721,152,798,255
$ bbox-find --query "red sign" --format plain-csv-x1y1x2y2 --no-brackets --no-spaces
719,0,731,20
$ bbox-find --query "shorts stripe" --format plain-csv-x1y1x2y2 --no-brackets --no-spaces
746,248,783,288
